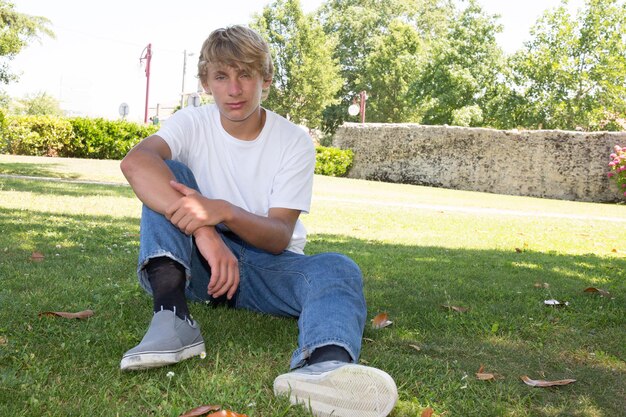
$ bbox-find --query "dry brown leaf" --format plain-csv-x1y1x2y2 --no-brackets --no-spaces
442,304,469,313
0,336,7,345
207,411,249,417
178,405,221,417
30,251,44,262
515,248,523,253
38,310,94,319
533,282,550,289
476,365,496,381
409,344,421,352
611,248,618,253
520,375,576,387
371,312,393,329
421,407,435,417
583,287,612,297
363,337,374,343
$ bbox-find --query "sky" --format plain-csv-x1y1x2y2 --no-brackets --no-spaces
5,0,584,122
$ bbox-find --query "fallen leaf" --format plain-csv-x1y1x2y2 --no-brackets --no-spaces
178,405,221,417
38,310,94,319
0,336,7,345
30,251,44,262
521,375,576,387
544,299,569,307
409,344,421,352
207,411,249,417
583,287,611,297
533,282,550,289
611,248,618,253
442,304,469,313
515,248,523,253
421,408,435,417
371,312,393,329
476,365,496,381
363,337,374,343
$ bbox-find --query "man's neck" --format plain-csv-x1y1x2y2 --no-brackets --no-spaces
220,107,266,141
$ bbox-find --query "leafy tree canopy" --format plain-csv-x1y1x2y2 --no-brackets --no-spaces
409,0,505,126
510,0,626,130
0,1,53,84
252,0,342,129
13,91,63,116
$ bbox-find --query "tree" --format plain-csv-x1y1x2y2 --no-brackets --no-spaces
14,91,63,116
409,0,505,126
251,0,343,129
510,0,626,130
0,1,53,84
317,0,453,129
357,20,423,122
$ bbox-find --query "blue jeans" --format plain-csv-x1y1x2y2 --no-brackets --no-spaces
137,160,366,369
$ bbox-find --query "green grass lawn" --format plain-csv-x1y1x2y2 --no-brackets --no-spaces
0,155,624,417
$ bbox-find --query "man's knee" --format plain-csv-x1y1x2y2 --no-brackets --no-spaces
164,160,199,189
316,253,363,287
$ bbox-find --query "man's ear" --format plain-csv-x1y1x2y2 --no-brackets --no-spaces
200,79,211,95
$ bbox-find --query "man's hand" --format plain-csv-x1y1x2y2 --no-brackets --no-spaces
194,227,240,300
166,181,231,235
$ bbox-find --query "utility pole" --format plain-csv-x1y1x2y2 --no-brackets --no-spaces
180,50,194,109
140,43,152,124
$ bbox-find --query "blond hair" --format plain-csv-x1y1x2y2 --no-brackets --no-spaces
197,25,274,100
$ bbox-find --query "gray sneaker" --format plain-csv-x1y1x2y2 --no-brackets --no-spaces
273,360,398,417
120,309,205,371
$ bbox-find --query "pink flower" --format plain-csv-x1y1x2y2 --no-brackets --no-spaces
615,145,622,152
623,191,626,196
621,166,626,172
608,172,615,177
609,161,616,167
622,184,626,188
611,153,617,159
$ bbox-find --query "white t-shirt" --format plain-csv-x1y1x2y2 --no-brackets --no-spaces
156,104,315,254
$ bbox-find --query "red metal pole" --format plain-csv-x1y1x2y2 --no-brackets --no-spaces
359,90,367,124
140,44,152,124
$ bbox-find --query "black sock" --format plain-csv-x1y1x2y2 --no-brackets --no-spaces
308,345,351,365
146,256,190,320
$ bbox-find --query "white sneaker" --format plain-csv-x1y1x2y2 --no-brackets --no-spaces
273,360,398,417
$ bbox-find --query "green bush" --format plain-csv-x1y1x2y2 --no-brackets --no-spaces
2,115,75,156
315,146,354,177
0,116,158,159
68,117,157,159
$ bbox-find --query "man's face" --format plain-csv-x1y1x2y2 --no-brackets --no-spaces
203,63,270,124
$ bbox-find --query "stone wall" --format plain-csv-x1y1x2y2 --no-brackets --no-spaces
333,123,626,202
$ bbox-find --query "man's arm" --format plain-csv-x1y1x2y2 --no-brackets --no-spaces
120,136,239,300
167,181,300,255
119,135,179,213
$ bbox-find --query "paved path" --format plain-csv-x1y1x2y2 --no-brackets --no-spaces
315,196,626,223
3,173,626,223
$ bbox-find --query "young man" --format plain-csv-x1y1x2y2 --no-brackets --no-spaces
119,25,397,417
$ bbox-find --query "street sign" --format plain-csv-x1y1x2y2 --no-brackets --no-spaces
119,102,129,118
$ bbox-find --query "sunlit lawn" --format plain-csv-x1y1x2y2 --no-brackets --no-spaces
0,155,624,416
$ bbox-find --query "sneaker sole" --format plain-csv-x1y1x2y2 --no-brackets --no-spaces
273,364,398,417
120,341,206,371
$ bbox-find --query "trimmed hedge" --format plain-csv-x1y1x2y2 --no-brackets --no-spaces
1,115,158,159
0,115,354,176
315,146,354,177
